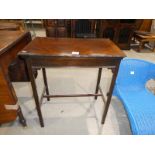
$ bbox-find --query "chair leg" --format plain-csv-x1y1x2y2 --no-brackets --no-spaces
153,42,155,52
42,68,50,101
94,68,102,100
138,41,144,52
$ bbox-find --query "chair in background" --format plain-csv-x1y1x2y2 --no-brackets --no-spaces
132,20,153,52
113,58,155,135
133,31,155,52
71,19,96,38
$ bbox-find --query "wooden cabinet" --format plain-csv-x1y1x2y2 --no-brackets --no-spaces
0,31,31,125
44,19,64,27
43,19,69,37
0,66,17,123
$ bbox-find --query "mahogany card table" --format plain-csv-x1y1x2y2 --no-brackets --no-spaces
19,37,126,127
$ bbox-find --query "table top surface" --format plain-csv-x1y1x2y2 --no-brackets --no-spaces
0,31,28,56
20,37,125,58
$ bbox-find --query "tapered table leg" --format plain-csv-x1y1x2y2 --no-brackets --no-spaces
94,68,102,100
42,68,50,101
26,58,44,127
101,64,119,124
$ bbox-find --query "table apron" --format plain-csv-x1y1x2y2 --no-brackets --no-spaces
28,57,122,68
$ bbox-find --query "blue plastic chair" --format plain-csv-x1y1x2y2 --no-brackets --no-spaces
113,58,155,135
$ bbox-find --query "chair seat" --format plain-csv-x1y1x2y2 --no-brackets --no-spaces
115,86,155,135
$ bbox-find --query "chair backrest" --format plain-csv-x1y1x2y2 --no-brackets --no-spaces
116,58,155,88
71,19,96,38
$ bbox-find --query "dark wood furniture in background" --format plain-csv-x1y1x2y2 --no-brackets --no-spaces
71,19,96,38
43,19,69,37
43,19,144,50
97,19,143,50
138,19,152,32
0,31,31,125
134,31,155,52
19,37,126,127
132,20,154,52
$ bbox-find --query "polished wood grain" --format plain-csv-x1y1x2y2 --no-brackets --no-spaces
20,37,125,58
0,31,29,55
0,22,20,31
0,31,31,125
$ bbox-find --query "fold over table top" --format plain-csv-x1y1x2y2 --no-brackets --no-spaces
19,37,126,58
